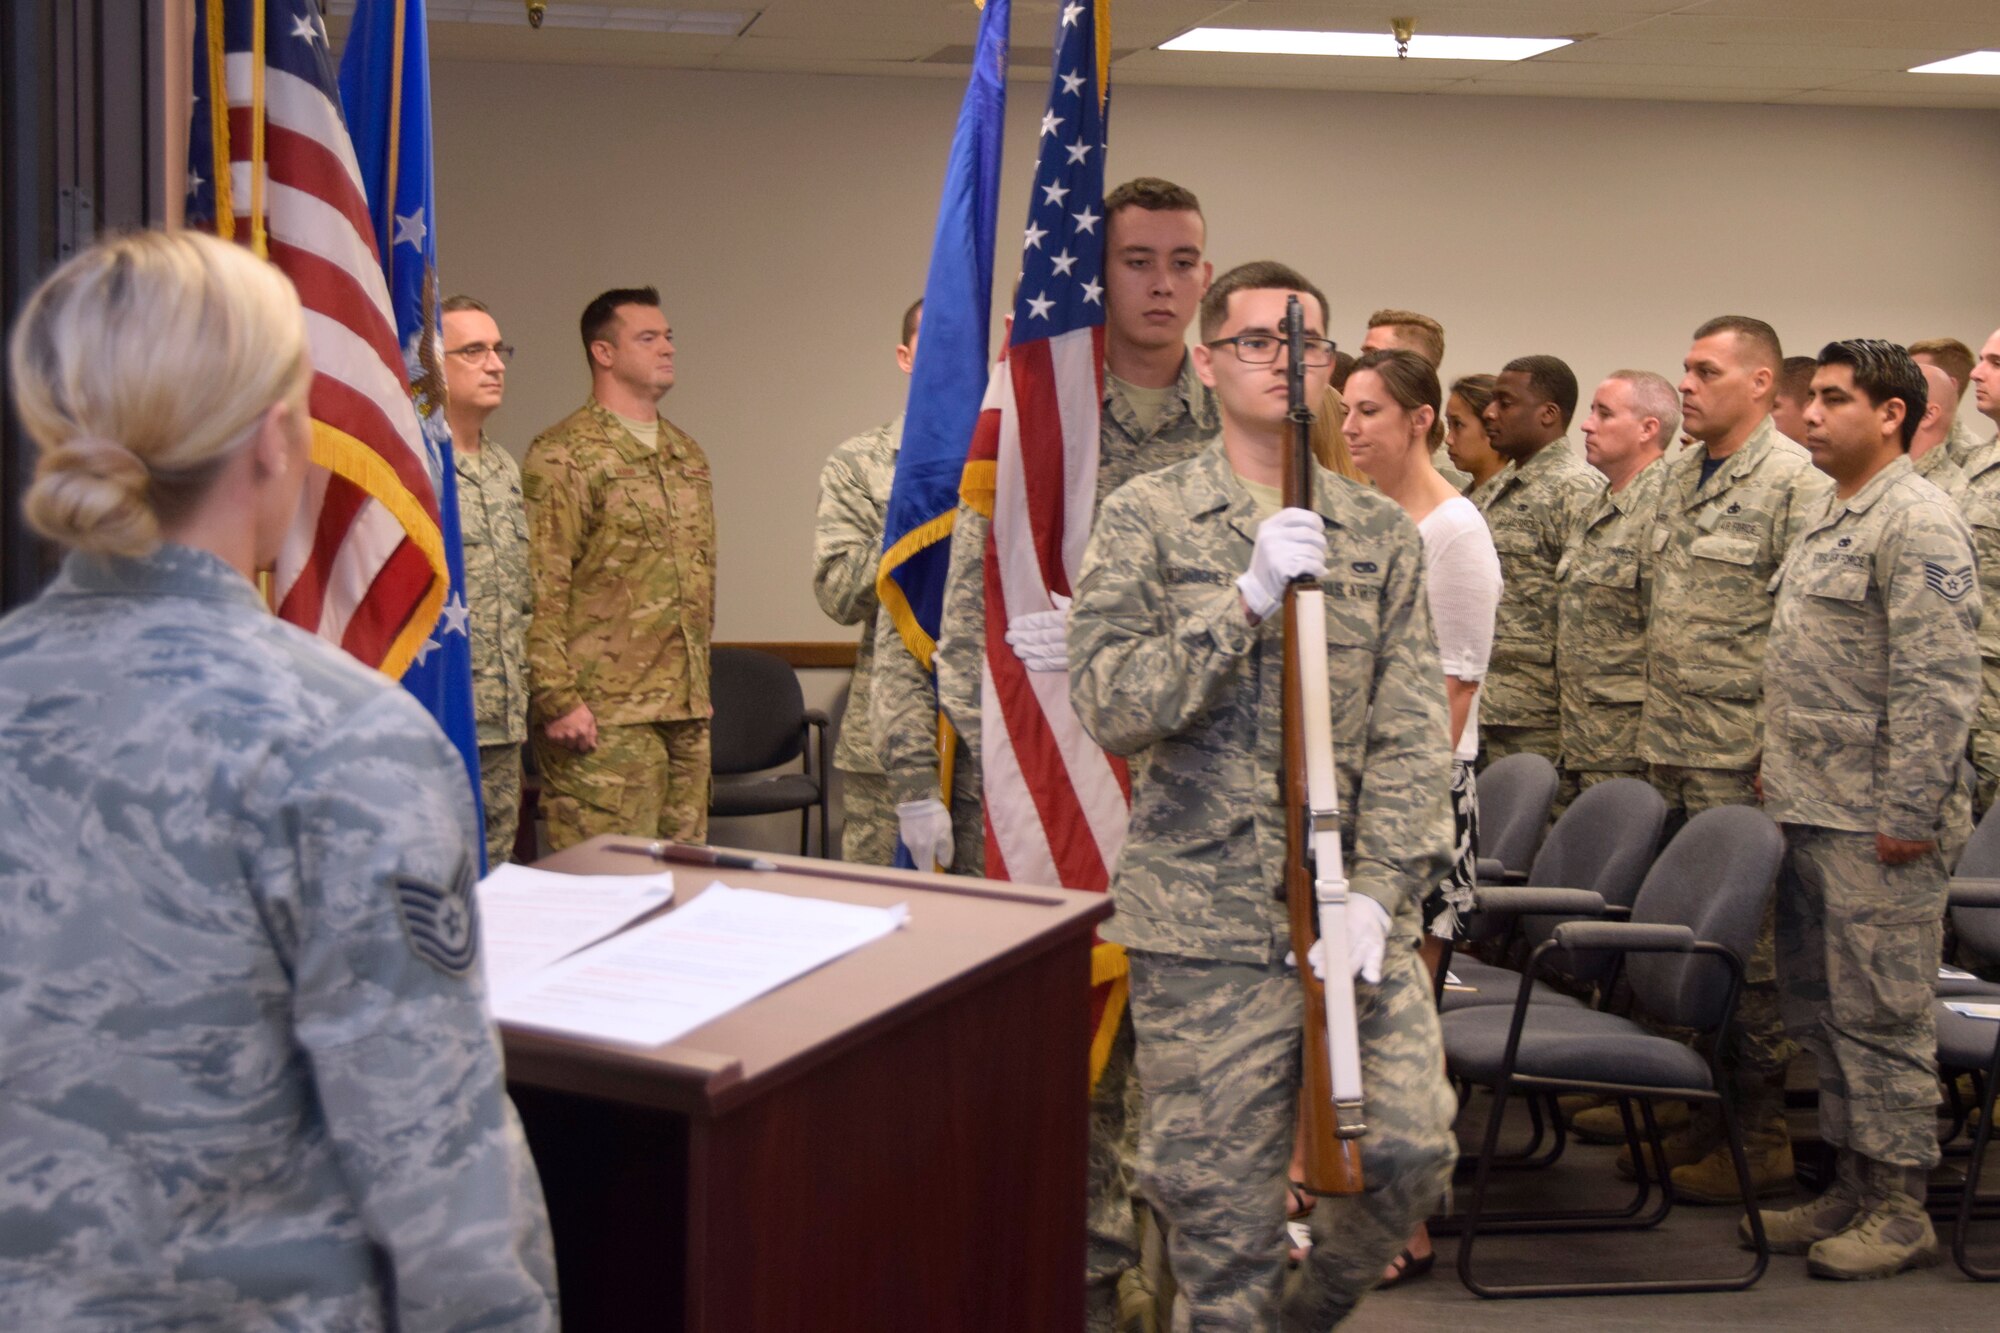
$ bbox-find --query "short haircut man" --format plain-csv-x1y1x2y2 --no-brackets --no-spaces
1773,355,1817,446
899,297,924,350
1818,338,1927,450
441,293,530,868
1640,314,1833,1198
1198,259,1327,343
1104,175,1203,219
1363,309,1445,368
579,285,662,363
1501,354,1580,429
1072,256,1457,1329
1756,334,1978,1277
523,284,715,852
1908,337,1974,400
1607,368,1684,447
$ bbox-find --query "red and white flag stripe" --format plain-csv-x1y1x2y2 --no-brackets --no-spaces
220,55,440,671
979,325,1131,891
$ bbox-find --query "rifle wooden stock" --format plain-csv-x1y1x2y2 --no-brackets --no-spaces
1281,295,1365,1197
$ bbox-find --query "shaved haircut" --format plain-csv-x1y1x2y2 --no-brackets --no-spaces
1694,315,1783,372
1365,309,1445,367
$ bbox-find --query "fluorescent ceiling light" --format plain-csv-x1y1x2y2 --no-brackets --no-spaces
1161,27,1570,62
1909,50,2000,76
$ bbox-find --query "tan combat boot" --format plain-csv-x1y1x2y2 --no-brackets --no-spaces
1572,1098,1690,1145
1614,1125,1711,1181
1668,1117,1794,1204
1804,1159,1939,1280
1740,1153,1861,1253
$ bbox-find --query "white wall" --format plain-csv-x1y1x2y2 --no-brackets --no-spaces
431,61,2000,643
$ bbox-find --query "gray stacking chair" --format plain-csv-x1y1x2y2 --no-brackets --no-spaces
1446,777,1669,1015
1443,804,1784,1299
1937,875,2000,1279
1473,752,1559,885
707,647,831,856
1945,806,2000,997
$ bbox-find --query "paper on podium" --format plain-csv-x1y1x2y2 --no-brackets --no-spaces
492,881,909,1047
477,862,677,996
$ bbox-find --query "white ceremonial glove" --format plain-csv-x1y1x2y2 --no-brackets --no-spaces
1005,592,1072,673
1236,507,1328,620
896,797,954,871
1300,897,1392,985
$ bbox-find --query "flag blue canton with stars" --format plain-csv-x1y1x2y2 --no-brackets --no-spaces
339,0,488,869
1014,1,1107,338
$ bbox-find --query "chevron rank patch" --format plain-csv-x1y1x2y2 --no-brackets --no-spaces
393,860,480,975
1924,561,1975,603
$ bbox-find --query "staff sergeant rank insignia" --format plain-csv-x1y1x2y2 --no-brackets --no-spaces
1925,561,1975,603
394,862,481,974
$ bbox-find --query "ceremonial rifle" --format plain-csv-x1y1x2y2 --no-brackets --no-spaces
1281,295,1366,1196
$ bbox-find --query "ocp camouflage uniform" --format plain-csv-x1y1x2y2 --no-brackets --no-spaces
458,434,533,868
523,399,715,849
1475,438,1605,765
1640,416,1830,1165
1764,458,1978,1187
813,415,902,865
0,545,556,1330
1555,456,1663,808
1958,444,2000,813
1911,443,1968,505
1070,443,1458,1330
921,360,1217,1329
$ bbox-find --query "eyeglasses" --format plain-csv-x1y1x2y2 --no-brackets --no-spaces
444,342,515,364
1204,334,1338,368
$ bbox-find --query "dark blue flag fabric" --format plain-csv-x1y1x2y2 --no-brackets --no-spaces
876,0,1009,868
338,0,487,869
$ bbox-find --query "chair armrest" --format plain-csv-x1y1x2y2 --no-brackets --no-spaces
1475,856,1507,883
1601,904,1631,920
1550,921,1695,953
803,708,830,727
1948,877,2000,909
1472,886,1608,920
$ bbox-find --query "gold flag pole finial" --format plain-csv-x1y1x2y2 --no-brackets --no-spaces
1391,17,1415,59
527,1,546,28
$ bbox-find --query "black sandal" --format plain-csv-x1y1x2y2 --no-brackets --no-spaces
1378,1247,1436,1289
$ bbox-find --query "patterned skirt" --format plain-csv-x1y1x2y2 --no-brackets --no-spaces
1423,759,1479,941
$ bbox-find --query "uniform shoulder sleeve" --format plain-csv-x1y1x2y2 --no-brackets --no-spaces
272,687,557,1330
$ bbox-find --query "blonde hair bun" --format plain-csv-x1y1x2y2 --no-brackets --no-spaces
25,435,157,558
7,229,310,556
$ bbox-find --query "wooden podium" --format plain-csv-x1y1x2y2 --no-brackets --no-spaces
500,837,1115,1332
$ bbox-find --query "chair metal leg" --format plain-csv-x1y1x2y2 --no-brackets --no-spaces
1954,1043,2000,1280
1458,1087,1765,1297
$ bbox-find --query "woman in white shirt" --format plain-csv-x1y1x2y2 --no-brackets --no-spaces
1345,348,1503,955
1343,350,1501,1285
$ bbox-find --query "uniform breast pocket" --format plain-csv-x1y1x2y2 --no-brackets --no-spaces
1800,565,1880,658
1970,510,2000,589
605,471,672,550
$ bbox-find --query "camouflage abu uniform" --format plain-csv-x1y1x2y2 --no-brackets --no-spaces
1910,443,1967,504
1764,458,1979,1176
1641,416,1831,806
457,433,533,868
1944,415,1990,470
1961,443,2000,812
918,359,1217,1330
522,399,715,850
1640,415,1830,1165
1069,443,1458,1331
1475,437,1605,765
814,415,902,865
0,545,556,1330
1555,456,1663,800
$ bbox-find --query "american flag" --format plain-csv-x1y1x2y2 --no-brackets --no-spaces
960,0,1130,1077
187,0,448,677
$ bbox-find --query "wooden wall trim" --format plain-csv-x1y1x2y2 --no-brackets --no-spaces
717,641,857,670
